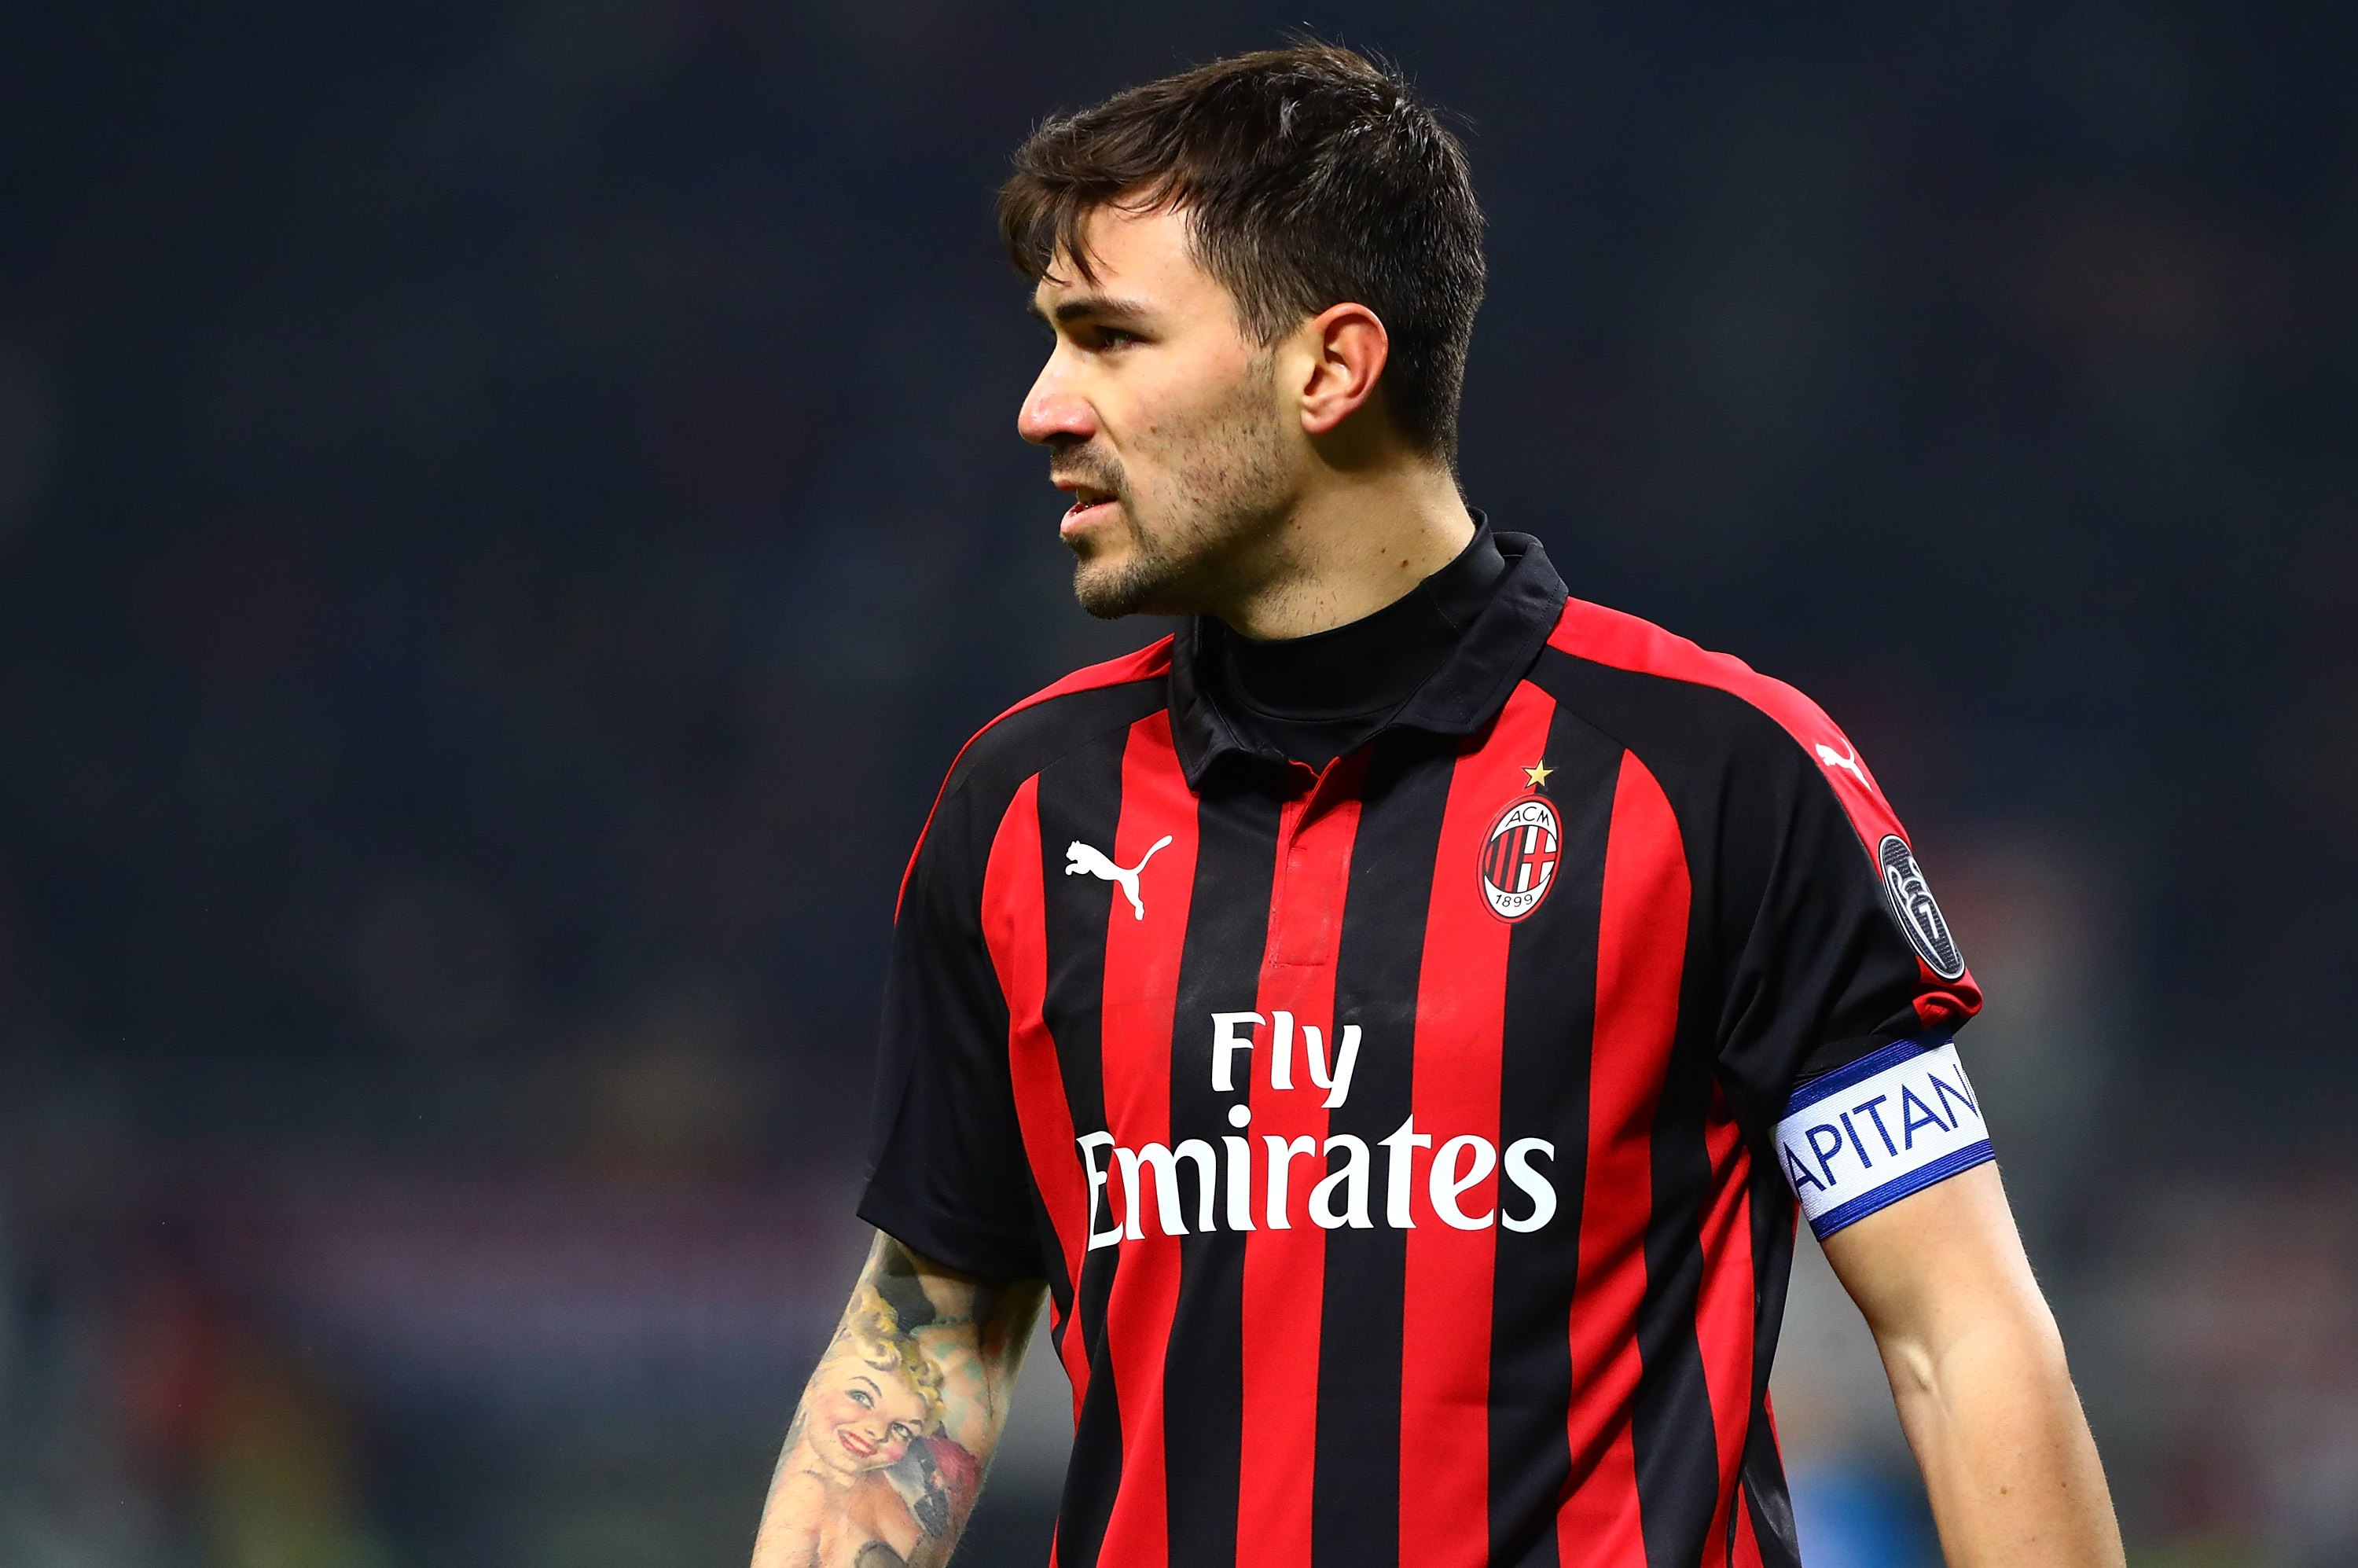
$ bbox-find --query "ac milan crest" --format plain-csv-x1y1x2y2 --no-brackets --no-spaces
1480,795,1562,922
1877,834,1967,981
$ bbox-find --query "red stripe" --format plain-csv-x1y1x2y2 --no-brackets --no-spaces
895,637,1174,921
1398,684,1559,1565
1559,751,1688,1564
1732,1492,1765,1568
1545,599,1979,1029
1694,1082,1755,1565
1093,714,1199,1568
1236,755,1368,1568
982,776,1093,1409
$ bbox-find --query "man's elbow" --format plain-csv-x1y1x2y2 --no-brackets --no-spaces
1822,1165,2076,1405
1876,1286,2076,1415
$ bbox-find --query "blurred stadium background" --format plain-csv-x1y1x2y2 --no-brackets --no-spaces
0,2,2352,1565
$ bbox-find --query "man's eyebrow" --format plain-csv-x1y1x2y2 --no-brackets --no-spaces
1027,294,1154,327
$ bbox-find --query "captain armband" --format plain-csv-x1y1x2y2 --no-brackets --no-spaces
1776,1037,1993,1242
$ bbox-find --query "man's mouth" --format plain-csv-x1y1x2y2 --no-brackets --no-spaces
1058,483,1119,534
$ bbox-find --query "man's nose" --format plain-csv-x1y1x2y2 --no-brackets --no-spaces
1019,361,1096,447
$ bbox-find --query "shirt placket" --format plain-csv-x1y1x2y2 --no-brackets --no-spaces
1265,755,1364,974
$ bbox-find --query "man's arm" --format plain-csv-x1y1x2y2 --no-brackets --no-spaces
1820,1162,2124,1568
750,1232,1046,1568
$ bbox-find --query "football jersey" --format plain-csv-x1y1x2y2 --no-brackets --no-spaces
860,533,1983,1568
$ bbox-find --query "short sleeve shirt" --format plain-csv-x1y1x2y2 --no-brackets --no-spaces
859,533,1982,1568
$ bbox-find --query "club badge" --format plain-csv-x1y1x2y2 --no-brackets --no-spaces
1481,795,1562,922
1877,834,1966,980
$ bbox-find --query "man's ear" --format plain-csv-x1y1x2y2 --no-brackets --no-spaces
1294,303,1390,437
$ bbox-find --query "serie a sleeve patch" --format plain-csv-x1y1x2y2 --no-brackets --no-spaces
1776,1037,1993,1241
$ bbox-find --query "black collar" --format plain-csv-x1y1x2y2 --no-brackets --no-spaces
1166,531,1570,791
1210,523,1505,728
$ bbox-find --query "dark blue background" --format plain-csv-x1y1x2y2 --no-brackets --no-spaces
0,3,2349,1563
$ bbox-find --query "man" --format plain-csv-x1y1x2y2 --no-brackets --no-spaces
751,41,2125,1568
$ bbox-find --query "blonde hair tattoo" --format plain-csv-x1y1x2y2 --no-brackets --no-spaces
836,1285,947,1430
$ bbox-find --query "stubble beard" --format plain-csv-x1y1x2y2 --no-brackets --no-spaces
1067,358,1293,621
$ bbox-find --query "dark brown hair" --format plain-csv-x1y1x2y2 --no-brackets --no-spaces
998,40,1486,461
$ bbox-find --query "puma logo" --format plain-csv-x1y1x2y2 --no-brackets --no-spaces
1816,740,1868,788
1065,835,1173,920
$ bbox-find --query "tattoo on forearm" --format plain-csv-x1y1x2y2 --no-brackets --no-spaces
750,1235,1045,1568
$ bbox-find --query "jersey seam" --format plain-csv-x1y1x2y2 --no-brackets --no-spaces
1537,644,1875,857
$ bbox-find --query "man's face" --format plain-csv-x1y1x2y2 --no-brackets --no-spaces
1019,204,1300,619
810,1350,927,1478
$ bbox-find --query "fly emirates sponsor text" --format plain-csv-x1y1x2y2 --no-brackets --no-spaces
1075,1011,1558,1247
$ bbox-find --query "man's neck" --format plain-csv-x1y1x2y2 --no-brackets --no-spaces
1212,461,1476,642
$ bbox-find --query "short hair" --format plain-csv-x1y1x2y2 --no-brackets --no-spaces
998,40,1486,461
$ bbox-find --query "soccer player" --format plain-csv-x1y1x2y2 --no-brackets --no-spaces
749,41,2125,1568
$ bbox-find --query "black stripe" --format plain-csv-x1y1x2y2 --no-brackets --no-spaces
1309,733,1455,1567
1531,646,1813,1562
1621,709,1749,1566
1162,786,1282,1568
1488,710,1623,1566
1740,1410,1805,1568
1739,1206,1802,1568
1629,1015,1722,1566
1615,706,1759,1565
1034,733,1133,1568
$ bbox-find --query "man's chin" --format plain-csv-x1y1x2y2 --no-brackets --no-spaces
1072,558,1180,620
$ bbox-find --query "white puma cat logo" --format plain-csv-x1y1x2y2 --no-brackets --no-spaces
1065,835,1174,920
1816,740,1868,787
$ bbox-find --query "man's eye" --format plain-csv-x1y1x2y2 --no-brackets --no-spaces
1094,328,1140,347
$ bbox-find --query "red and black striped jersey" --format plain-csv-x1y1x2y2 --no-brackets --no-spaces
860,534,1982,1568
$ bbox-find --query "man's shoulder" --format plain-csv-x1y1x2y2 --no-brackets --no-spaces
920,639,1173,824
1006,637,1177,718
1530,595,1873,802
949,637,1175,786
894,639,1173,915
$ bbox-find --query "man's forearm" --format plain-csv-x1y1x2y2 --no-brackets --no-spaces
1826,1166,2123,1568
750,1233,1045,1568
1877,1301,2123,1568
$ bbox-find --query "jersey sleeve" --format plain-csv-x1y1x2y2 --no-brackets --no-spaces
858,773,1045,1280
1713,730,1987,1240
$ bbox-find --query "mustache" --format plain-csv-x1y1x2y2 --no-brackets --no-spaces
1050,450,1126,498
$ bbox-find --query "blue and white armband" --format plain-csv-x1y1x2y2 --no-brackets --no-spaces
1777,1037,1993,1241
